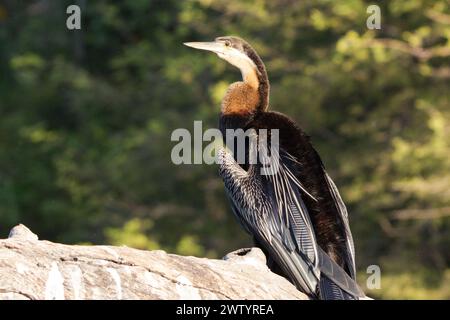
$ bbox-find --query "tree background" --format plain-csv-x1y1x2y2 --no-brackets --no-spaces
0,0,449,299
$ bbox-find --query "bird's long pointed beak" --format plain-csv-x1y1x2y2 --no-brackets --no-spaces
183,41,226,54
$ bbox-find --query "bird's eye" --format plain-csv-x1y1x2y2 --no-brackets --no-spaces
225,41,231,47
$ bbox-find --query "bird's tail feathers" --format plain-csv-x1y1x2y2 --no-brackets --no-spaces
319,275,356,300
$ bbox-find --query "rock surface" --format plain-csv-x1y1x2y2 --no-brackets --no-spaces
0,224,308,300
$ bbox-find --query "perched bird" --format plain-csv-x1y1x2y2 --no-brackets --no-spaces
184,36,364,299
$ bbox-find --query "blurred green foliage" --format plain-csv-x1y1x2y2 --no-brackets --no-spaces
0,0,449,299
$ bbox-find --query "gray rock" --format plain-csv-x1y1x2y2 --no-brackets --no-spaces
8,224,38,241
0,224,309,300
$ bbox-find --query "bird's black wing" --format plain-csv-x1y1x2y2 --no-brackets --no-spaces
323,171,356,278
218,145,364,299
218,146,320,296
280,149,363,298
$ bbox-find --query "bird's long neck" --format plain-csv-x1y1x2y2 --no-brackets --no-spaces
219,61,269,170
221,52,269,117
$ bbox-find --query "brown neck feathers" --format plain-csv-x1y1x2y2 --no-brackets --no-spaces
221,82,260,115
221,46,269,116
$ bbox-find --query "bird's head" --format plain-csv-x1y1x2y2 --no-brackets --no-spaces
184,36,266,90
184,36,269,112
